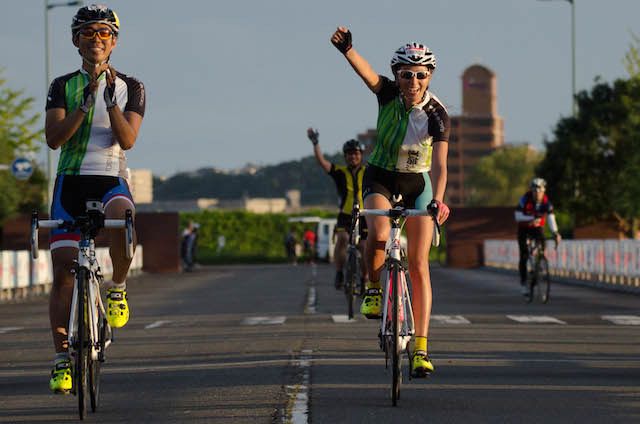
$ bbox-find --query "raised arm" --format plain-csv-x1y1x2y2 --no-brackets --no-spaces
307,128,332,173
331,27,383,94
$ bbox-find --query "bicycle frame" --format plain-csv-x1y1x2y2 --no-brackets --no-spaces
68,237,111,362
379,215,415,353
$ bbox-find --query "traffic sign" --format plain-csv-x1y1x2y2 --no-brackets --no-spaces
10,157,33,180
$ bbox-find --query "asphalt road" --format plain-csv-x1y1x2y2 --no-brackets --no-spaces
0,263,638,423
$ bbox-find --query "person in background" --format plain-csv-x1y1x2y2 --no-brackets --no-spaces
284,228,298,264
515,177,562,295
307,128,368,289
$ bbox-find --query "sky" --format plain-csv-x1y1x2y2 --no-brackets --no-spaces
2,0,639,178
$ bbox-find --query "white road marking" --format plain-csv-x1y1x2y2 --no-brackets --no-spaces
331,314,358,323
242,316,286,325
285,349,312,424
601,315,640,325
0,327,22,334
506,315,566,324
431,315,471,324
305,286,317,314
144,320,171,329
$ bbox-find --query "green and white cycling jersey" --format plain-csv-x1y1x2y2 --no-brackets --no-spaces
46,68,146,178
370,76,450,173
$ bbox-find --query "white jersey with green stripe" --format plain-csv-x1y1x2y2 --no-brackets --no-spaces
46,68,146,178
370,76,450,173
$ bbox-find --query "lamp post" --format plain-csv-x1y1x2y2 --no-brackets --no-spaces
539,0,577,117
44,0,83,209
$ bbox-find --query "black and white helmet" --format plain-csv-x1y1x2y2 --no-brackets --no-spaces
530,178,547,190
390,42,436,71
71,4,120,36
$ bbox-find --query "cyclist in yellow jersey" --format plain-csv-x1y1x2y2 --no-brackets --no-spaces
331,27,451,377
45,4,145,393
307,129,368,289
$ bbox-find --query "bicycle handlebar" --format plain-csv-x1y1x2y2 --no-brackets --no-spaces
31,211,134,260
359,207,441,247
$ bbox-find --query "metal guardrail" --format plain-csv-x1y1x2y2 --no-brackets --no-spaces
484,239,640,293
0,246,143,301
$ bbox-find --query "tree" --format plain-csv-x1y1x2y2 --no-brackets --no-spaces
623,31,640,77
464,145,543,206
0,71,45,223
537,76,640,238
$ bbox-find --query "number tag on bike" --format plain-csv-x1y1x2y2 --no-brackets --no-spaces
395,139,432,173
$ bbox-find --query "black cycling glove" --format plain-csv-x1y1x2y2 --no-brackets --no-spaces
104,81,117,109
79,83,96,113
332,30,352,54
307,128,319,146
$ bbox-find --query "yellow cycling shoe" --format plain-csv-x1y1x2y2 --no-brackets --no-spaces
411,350,434,378
360,288,382,319
50,360,72,393
107,288,129,328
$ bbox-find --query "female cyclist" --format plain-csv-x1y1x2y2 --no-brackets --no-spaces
331,26,450,377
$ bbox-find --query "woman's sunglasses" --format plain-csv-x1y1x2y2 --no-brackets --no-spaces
397,70,431,80
79,28,114,40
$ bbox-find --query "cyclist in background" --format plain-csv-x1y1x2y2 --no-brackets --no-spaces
331,27,450,377
515,178,562,295
307,128,368,289
45,4,145,393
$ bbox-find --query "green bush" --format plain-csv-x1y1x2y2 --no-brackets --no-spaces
180,210,448,265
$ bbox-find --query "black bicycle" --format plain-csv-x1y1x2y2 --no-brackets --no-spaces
525,237,555,304
344,203,365,319
32,201,133,419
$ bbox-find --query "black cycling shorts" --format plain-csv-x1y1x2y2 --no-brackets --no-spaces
335,212,368,240
362,164,433,210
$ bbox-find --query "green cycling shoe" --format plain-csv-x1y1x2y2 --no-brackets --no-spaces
50,360,72,393
360,288,382,319
411,350,434,378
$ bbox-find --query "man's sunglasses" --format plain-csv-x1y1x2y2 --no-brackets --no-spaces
532,185,544,190
397,70,431,80
79,28,114,40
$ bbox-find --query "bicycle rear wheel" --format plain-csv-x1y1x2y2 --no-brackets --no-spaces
75,269,90,420
537,257,551,303
525,256,535,304
390,263,401,406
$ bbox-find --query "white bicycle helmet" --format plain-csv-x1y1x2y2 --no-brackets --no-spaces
390,42,436,71
530,178,547,190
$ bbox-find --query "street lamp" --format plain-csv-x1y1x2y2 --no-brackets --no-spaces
539,0,577,117
44,0,83,209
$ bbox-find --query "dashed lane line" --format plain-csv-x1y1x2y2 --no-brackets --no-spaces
242,316,287,325
506,315,567,324
144,320,171,329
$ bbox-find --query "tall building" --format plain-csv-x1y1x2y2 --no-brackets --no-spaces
356,64,504,207
129,169,153,204
448,64,504,206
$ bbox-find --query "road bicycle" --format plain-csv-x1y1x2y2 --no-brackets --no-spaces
31,200,133,420
344,203,365,319
358,197,440,406
524,237,556,304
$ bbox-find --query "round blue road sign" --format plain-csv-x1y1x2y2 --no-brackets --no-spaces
11,157,33,180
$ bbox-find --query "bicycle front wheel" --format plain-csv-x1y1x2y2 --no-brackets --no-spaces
525,256,536,304
344,250,356,319
537,257,551,304
390,263,401,406
89,316,105,412
75,269,90,420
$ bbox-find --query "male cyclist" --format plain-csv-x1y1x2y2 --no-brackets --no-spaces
331,27,450,377
45,4,145,393
515,178,562,295
307,129,368,289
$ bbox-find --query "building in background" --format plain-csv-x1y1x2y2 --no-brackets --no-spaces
448,64,504,206
129,169,153,204
355,64,504,207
